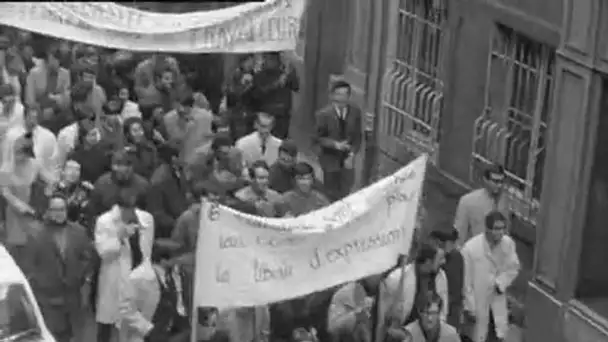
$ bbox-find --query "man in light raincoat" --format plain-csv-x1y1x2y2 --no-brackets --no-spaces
461,211,520,342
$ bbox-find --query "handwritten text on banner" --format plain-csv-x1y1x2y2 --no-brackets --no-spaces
194,155,428,308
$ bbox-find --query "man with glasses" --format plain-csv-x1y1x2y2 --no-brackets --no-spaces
461,211,520,342
21,194,94,342
453,164,511,246
402,292,461,342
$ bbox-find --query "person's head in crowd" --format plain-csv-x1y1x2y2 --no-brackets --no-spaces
5,49,23,76
152,105,165,124
210,133,233,161
429,228,458,254
71,81,94,120
330,80,352,109
195,307,221,341
211,116,230,135
414,242,445,275
239,53,255,72
118,83,130,103
104,83,126,115
20,43,33,61
116,186,139,224
75,45,98,66
154,64,175,91
45,193,68,225
277,140,298,168
255,112,274,139
23,104,40,132
45,45,61,71
76,116,100,148
124,117,147,145
111,149,135,183
78,62,97,86
14,131,35,164
62,160,81,185
483,163,505,197
263,52,282,70
293,162,315,193
58,41,71,55
485,210,507,246
417,291,443,334
192,92,209,110
0,83,17,109
249,160,270,193
158,142,181,169
175,94,194,119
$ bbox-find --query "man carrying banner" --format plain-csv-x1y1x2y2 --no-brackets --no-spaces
375,243,448,342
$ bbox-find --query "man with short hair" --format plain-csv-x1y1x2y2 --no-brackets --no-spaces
4,103,59,178
94,186,155,342
429,229,465,332
376,243,448,342
235,112,282,167
315,80,362,202
251,52,299,139
88,149,149,218
403,292,461,342
268,139,298,193
461,211,520,342
235,160,281,217
22,194,94,342
56,81,96,167
453,164,511,246
275,162,329,217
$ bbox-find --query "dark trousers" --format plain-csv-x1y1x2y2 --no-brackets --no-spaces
322,168,355,202
271,115,291,139
97,323,117,342
486,310,503,342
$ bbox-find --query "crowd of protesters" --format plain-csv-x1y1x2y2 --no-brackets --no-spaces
0,26,520,342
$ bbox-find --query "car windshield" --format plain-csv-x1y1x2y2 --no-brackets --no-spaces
0,282,41,341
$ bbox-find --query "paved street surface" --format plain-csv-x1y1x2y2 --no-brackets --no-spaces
506,325,523,342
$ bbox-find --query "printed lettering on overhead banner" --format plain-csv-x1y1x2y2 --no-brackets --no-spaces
0,0,304,53
194,155,428,308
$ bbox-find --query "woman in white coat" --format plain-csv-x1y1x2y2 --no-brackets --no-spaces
374,244,449,342
461,211,520,342
94,187,155,342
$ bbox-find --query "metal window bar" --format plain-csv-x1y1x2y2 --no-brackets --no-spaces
379,0,447,159
471,26,554,225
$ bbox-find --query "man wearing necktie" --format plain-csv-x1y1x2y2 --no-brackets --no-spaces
94,187,155,342
314,80,362,202
235,112,283,167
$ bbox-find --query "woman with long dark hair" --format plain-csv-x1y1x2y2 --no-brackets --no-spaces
123,117,158,179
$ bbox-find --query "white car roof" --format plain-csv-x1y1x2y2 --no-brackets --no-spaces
0,244,27,283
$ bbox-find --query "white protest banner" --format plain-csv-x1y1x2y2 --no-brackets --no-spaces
0,0,304,53
194,155,428,308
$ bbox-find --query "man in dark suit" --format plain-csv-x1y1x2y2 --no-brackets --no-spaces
314,80,362,202
21,193,95,342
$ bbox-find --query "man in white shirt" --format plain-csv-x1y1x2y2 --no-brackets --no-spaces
235,112,282,167
56,82,95,168
3,103,58,178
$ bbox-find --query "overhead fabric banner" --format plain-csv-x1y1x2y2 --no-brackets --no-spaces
194,155,428,308
0,0,304,53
